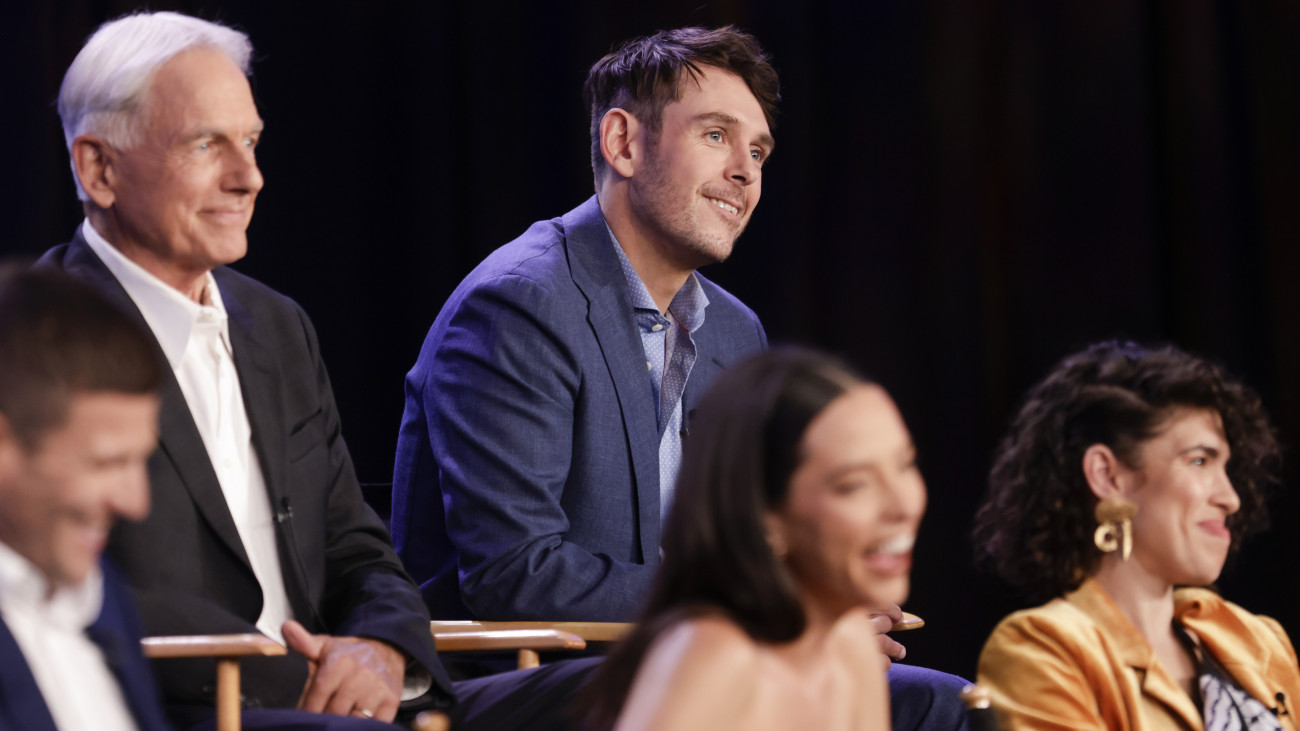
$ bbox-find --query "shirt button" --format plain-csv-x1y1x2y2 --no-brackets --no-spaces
646,362,653,371
651,323,664,332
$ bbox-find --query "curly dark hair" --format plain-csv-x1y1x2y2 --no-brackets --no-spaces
973,341,1280,602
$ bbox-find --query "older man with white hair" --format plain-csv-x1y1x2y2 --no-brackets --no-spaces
40,11,595,731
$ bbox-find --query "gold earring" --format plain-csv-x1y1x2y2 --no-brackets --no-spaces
767,534,788,559
1094,496,1138,560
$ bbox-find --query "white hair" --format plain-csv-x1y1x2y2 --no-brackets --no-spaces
58,11,253,201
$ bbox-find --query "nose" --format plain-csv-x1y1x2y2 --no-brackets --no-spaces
110,458,152,522
885,470,928,526
224,142,264,196
1215,467,1241,516
727,145,761,188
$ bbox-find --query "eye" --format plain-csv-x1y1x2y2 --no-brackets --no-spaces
244,136,258,149
197,141,211,152
1190,456,1207,466
750,149,763,162
706,131,723,143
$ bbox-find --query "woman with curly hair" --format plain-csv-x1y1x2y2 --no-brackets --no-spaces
579,348,926,731
973,340,1298,730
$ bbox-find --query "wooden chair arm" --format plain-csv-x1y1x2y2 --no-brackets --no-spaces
140,633,287,659
895,612,925,631
432,629,586,653
430,621,632,643
140,634,286,731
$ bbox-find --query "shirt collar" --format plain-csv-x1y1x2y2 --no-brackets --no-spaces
81,219,229,370
606,224,710,331
0,541,103,632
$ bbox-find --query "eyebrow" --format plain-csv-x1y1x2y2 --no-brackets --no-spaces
692,112,775,151
180,120,266,143
1178,444,1224,458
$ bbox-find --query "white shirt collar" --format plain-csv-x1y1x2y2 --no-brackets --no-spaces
0,541,103,632
81,219,230,370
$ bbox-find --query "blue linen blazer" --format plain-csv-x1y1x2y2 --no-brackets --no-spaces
391,196,767,622
0,560,173,731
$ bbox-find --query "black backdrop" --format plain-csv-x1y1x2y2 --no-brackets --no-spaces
4,0,1298,682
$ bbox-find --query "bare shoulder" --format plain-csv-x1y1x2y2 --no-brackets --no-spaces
643,615,759,678
614,616,761,731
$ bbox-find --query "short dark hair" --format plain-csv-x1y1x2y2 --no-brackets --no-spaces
584,25,781,188
0,266,163,448
973,341,1280,602
579,347,863,730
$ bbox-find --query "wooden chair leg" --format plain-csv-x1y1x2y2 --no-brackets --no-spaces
516,648,540,669
414,710,450,731
215,658,241,731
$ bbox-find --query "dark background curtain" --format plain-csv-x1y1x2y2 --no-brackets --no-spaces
3,0,1297,681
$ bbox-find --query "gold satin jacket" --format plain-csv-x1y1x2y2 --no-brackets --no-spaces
978,578,1300,730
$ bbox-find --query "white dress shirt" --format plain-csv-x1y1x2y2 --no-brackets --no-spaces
0,543,137,731
83,220,293,645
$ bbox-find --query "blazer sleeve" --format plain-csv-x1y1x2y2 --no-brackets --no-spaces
419,273,657,620
283,298,450,699
978,613,1112,730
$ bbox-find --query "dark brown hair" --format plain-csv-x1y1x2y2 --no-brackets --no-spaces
973,341,1280,602
579,347,863,730
583,25,781,188
0,266,163,448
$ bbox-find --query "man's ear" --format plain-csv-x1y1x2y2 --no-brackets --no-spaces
1081,444,1130,501
598,108,644,181
0,413,25,484
71,134,119,210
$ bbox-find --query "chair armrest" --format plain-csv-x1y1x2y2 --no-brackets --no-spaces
895,612,925,631
430,621,632,643
432,629,586,653
140,633,287,659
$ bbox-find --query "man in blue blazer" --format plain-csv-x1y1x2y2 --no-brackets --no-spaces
392,27,775,624
393,26,971,730
0,270,172,731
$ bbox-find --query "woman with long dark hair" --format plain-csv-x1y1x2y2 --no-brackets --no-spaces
581,348,925,731
974,341,1298,729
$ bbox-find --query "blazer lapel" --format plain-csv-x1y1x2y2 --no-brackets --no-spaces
53,235,253,571
217,276,316,622
0,617,59,731
563,198,663,562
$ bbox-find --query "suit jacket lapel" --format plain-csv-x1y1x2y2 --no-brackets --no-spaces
57,235,253,571
0,617,59,731
216,274,316,622
563,197,663,562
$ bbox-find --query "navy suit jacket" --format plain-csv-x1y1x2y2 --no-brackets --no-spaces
37,235,451,711
0,560,172,731
392,196,767,621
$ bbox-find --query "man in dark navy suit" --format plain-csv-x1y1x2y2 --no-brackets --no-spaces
0,269,171,731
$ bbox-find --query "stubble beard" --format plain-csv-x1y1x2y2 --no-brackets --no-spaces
633,142,747,270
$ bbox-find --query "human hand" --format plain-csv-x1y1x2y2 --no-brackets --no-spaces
867,604,907,664
282,619,406,722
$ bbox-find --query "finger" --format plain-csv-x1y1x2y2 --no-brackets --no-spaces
877,633,907,661
283,620,325,661
868,603,903,623
372,693,401,723
323,675,365,718
298,641,345,714
868,613,895,635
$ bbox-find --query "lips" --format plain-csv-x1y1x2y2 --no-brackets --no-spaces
706,196,742,216
864,533,915,576
1198,519,1231,540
